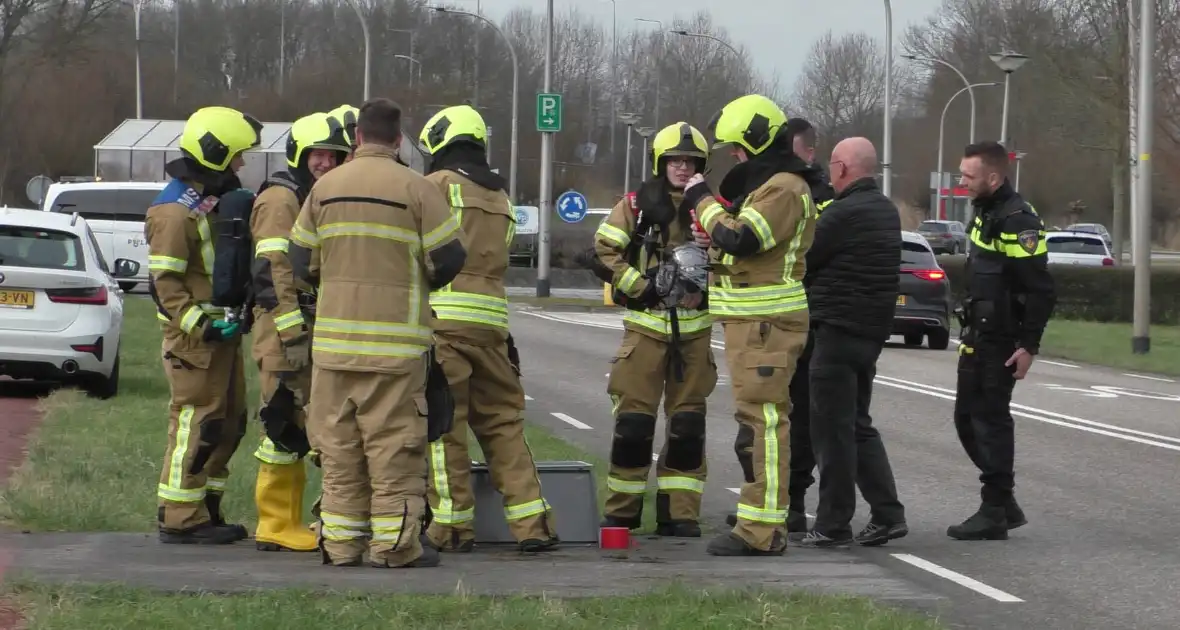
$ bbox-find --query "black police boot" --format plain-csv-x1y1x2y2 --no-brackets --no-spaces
1006,496,1028,530
947,504,1009,541
656,520,702,538
601,515,642,530
706,531,786,556
854,521,910,547
205,493,248,541
159,522,242,545
785,509,809,542
797,529,854,548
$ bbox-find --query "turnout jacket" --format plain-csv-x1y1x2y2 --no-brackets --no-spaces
250,174,311,371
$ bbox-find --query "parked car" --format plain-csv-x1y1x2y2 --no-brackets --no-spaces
32,180,165,293
0,207,140,398
1062,222,1113,252
1046,230,1115,267
893,231,953,350
917,220,969,255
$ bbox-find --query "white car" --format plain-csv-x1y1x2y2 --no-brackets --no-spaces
33,180,165,293
1045,230,1115,267
0,207,140,398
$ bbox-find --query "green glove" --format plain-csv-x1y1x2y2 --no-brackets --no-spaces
203,319,241,342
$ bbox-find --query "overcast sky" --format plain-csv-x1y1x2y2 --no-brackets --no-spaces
474,0,945,90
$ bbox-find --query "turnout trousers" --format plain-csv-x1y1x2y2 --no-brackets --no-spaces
426,332,556,549
724,320,807,552
156,337,248,532
307,358,430,567
253,366,318,552
954,339,1018,506
604,329,718,526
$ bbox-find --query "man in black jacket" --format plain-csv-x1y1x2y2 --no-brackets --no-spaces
798,137,908,548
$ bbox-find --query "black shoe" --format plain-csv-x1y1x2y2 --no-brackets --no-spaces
786,510,808,533
854,522,909,547
520,537,560,552
947,504,1009,541
205,494,249,541
797,529,854,548
725,512,737,528
656,520,701,538
1005,497,1028,530
159,523,241,545
601,515,642,530
706,532,786,556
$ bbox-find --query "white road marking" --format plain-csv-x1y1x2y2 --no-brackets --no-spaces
652,453,659,461
1039,359,1079,368
551,412,592,430
525,395,534,401
891,553,1024,603
1124,372,1176,383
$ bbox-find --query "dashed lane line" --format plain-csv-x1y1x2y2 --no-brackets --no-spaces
551,412,592,430
891,553,1024,603
1124,372,1176,383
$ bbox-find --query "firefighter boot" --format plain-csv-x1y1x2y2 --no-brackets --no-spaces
706,531,786,557
157,507,241,545
947,503,1009,541
205,493,248,541
254,462,319,552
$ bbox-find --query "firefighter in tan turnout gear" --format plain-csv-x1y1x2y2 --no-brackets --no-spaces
681,94,817,556
417,105,560,553
595,122,719,537
289,98,467,568
249,111,351,552
148,106,263,545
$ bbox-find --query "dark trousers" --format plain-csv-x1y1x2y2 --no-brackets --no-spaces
809,324,905,537
787,332,815,512
953,340,1017,506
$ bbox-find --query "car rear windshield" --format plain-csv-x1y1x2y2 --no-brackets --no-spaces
1047,236,1107,256
48,189,160,222
0,226,84,270
917,222,947,233
901,241,937,268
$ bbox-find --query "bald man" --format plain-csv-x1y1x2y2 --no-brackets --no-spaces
797,137,908,549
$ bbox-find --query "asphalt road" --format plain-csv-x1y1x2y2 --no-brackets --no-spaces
509,304,1180,630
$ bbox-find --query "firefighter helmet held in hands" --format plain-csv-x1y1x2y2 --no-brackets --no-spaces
650,122,708,176
178,106,263,172
286,112,351,169
327,104,360,148
708,94,786,156
419,105,487,155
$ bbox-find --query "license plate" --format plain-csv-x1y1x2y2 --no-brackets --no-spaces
0,289,34,309
896,295,906,306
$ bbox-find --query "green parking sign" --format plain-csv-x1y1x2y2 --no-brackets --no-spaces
536,93,562,133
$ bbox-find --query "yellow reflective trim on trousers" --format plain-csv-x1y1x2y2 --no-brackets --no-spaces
274,309,305,332
618,267,642,294
149,255,186,273
255,237,289,255
197,215,215,276
698,201,726,230
622,309,713,336
291,222,319,248
158,406,203,503
319,222,417,244
429,292,510,329
738,206,775,251
429,441,474,524
657,476,705,493
313,317,432,340
320,511,370,540
709,284,807,317
254,436,300,465
424,213,461,251
505,498,551,521
596,221,630,248
736,503,787,523
762,402,781,513
607,476,647,494
371,515,405,543
206,476,227,493
312,338,428,358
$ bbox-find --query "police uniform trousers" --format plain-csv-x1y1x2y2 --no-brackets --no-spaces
954,339,1018,506
307,357,430,567
252,365,318,552
426,331,555,549
156,333,248,532
724,320,807,552
604,328,718,526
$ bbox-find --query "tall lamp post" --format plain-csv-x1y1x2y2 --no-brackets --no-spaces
903,54,980,142
430,6,520,204
394,55,422,86
1131,0,1154,354
619,112,641,193
635,18,664,130
134,0,143,118
935,82,1000,220
882,0,893,197
989,50,1029,147
637,126,656,181
343,0,370,100
669,29,740,58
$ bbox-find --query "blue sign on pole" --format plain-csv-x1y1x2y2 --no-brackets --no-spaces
556,190,588,223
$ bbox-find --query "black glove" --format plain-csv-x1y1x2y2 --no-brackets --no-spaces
258,381,311,458
425,346,455,442
634,281,664,309
681,178,712,211
506,334,522,376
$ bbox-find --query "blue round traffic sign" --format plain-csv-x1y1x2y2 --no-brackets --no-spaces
556,190,588,223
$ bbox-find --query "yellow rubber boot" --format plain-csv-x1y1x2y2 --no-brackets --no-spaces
254,462,319,552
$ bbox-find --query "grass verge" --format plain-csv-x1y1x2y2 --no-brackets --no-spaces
1040,319,1180,376
6,582,945,630
0,297,618,532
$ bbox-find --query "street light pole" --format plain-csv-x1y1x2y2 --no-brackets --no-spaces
344,0,371,101
990,50,1030,147
394,55,422,86
431,6,520,204
637,126,655,181
936,82,999,220
882,0,893,197
635,18,664,130
669,30,740,58
1132,0,1154,353
619,113,640,193
903,54,979,142
536,0,555,297
134,0,143,118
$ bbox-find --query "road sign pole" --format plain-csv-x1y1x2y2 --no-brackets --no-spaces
537,0,554,297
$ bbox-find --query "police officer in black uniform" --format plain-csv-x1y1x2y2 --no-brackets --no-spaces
949,141,1056,541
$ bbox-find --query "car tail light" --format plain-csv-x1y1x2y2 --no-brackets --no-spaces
46,285,108,305
942,232,952,238
1102,257,1114,266
908,269,946,281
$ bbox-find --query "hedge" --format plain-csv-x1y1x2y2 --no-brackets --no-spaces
938,257,1180,325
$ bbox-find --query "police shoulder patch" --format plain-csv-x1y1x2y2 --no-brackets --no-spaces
1017,229,1040,254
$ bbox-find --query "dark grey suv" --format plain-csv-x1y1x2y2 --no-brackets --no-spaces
892,231,953,349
